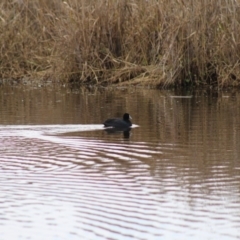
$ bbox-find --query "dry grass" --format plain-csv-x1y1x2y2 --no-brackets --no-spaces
1,0,240,87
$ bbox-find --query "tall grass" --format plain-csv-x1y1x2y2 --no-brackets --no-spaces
0,0,240,87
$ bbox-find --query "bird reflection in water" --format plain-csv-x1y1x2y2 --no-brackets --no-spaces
104,127,131,139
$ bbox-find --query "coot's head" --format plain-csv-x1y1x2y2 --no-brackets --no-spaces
123,113,132,121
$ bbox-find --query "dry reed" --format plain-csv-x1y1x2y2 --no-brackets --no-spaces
1,0,240,87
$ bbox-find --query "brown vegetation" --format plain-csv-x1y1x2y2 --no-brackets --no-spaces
1,0,240,87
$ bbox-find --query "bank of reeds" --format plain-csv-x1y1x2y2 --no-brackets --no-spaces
1,0,240,87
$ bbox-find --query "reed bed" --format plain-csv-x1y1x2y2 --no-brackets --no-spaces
0,0,240,87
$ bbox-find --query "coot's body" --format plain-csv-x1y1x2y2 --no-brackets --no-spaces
103,113,132,128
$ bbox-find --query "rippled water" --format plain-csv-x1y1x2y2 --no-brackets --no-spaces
0,85,240,239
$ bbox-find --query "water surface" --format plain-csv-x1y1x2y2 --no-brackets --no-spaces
0,85,240,239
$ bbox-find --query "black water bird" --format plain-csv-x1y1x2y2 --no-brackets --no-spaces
103,113,132,128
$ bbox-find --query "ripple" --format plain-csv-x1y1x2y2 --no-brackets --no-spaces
0,125,240,239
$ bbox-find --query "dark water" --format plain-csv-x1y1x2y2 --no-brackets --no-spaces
0,85,240,239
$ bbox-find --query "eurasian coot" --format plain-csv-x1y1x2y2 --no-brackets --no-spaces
103,113,132,128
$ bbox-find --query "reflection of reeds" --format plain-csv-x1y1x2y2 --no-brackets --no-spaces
1,0,240,87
